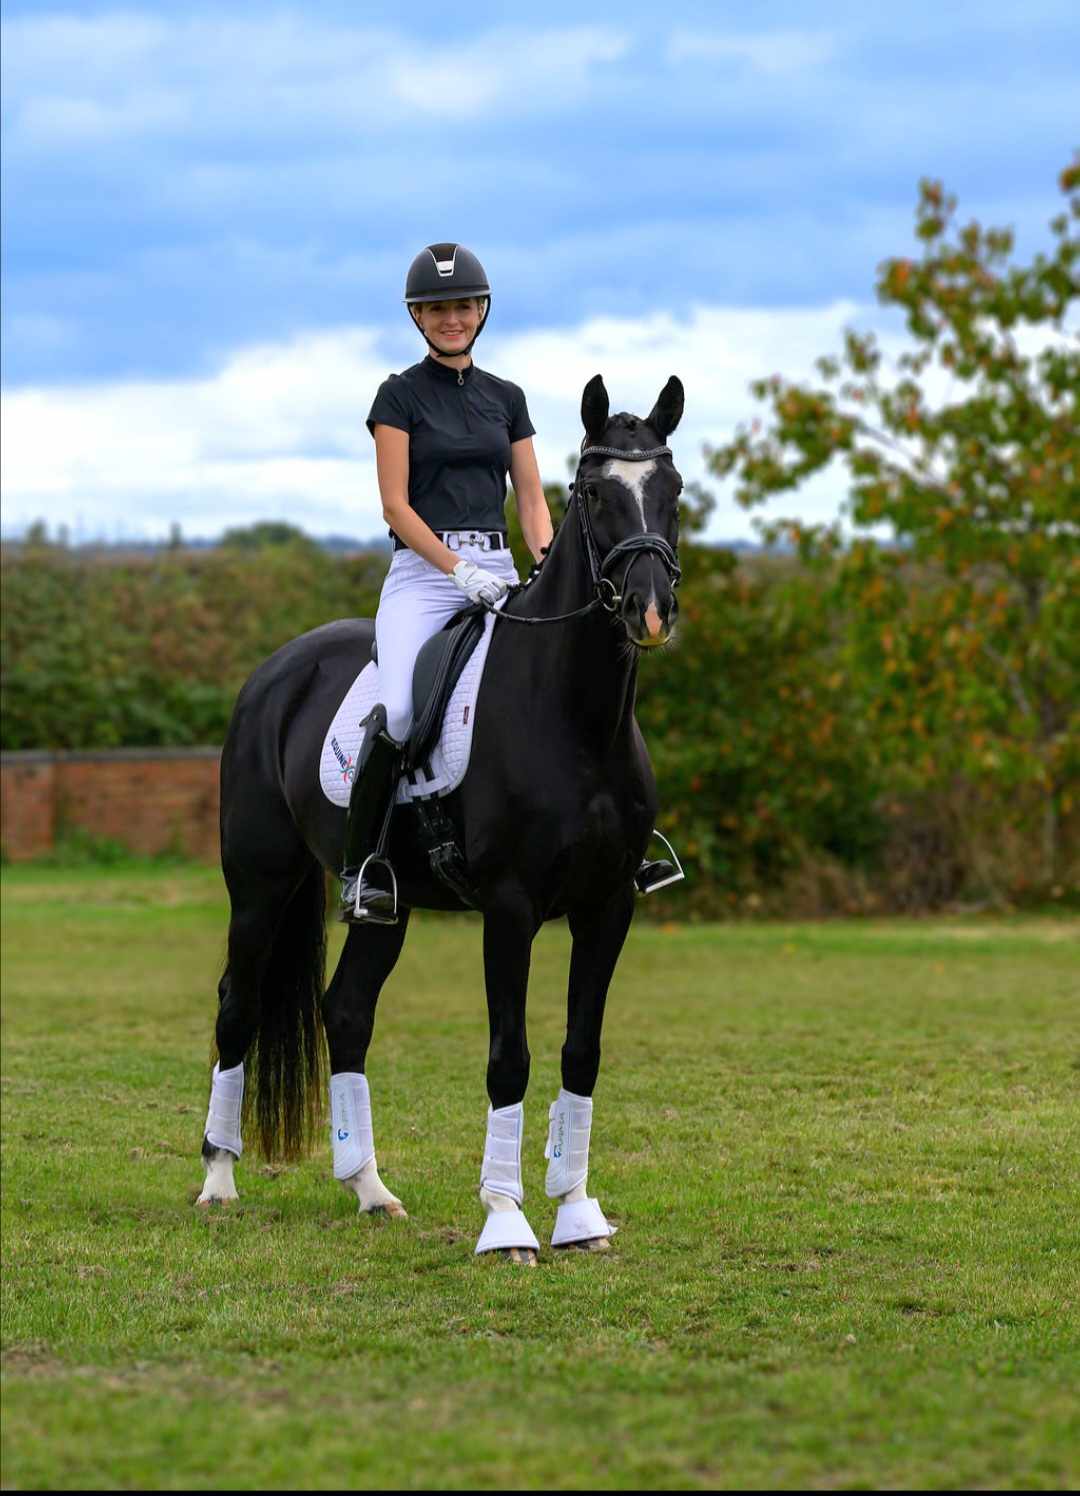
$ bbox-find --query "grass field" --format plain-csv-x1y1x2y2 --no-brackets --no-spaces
2,862,1078,1490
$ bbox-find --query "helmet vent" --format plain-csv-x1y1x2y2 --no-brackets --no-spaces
428,243,458,277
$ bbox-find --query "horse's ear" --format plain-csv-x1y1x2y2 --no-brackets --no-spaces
581,375,609,442
647,376,684,440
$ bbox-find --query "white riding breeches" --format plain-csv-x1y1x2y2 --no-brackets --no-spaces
375,543,520,742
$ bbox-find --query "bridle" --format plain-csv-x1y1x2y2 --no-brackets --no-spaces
486,443,682,627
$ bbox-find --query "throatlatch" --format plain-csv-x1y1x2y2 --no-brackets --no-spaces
204,1061,244,1157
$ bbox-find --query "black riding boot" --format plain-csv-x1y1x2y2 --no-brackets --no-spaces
340,706,405,925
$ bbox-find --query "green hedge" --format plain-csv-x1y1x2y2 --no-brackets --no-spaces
2,535,1074,913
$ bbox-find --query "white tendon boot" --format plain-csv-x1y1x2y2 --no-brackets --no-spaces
198,1061,243,1204
544,1089,616,1248
475,1103,540,1257
330,1072,406,1218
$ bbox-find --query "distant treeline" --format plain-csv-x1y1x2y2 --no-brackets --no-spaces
3,524,1074,916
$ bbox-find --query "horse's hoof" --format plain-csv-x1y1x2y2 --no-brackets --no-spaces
364,1200,408,1220
500,1246,538,1267
555,1236,611,1253
196,1195,235,1208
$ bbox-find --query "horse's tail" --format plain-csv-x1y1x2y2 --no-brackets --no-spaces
242,861,328,1163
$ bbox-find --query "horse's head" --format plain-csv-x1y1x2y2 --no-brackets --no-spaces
577,374,684,649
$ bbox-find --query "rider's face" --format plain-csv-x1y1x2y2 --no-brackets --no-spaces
412,298,483,351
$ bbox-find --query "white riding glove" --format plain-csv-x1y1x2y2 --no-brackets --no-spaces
450,559,510,607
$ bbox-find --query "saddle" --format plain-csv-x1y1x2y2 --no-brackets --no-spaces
407,604,487,771
369,603,488,773
367,603,489,909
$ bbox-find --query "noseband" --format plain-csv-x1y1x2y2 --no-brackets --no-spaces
488,443,682,627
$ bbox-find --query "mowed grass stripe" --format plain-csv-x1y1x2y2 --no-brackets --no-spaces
2,865,1078,1490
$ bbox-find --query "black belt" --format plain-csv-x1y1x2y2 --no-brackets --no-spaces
391,530,510,553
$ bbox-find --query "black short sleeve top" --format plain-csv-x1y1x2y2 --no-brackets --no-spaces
367,357,535,534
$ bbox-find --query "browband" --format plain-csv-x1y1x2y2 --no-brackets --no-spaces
578,444,672,462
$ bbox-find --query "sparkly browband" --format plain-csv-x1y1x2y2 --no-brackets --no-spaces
579,445,672,462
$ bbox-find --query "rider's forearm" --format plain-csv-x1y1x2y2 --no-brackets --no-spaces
381,498,459,574
516,488,554,563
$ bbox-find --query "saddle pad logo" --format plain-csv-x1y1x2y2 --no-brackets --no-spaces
331,736,354,783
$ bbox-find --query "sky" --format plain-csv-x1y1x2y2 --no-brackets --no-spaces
1,0,1075,544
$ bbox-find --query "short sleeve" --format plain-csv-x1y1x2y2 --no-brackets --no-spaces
509,384,536,443
366,376,413,437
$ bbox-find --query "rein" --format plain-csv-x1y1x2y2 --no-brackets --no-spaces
486,443,681,627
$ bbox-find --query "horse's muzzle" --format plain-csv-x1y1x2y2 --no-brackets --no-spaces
626,594,676,649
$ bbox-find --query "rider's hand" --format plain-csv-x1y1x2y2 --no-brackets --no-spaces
450,559,510,607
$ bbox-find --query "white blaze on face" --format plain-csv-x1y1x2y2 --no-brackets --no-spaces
601,458,656,532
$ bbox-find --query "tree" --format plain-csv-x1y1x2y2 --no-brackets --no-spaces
219,520,319,553
708,160,1079,892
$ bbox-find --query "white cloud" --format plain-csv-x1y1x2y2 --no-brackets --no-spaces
1,14,628,148
666,28,836,74
2,303,896,543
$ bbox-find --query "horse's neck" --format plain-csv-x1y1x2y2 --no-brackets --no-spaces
512,513,639,750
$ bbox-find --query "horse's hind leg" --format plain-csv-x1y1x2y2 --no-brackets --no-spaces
544,886,634,1251
198,858,315,1205
323,913,411,1219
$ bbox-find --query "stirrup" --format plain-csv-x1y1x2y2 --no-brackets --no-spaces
343,853,399,926
634,830,685,895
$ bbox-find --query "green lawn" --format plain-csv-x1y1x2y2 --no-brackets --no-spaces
2,863,1078,1490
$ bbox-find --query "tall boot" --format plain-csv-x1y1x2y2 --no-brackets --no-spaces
340,705,405,924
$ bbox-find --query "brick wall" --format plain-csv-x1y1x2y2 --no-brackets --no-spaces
1,748,221,862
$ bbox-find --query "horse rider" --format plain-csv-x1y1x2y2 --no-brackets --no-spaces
341,242,674,923
339,242,551,922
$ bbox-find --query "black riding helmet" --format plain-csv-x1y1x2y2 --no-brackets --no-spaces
404,243,490,358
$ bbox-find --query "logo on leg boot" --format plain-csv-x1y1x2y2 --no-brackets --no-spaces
337,1128,350,1142
553,1115,566,1160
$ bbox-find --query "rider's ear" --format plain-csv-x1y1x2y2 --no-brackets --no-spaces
581,375,609,442
647,376,684,439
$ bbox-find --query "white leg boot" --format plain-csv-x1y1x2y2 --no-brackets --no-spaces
198,1061,243,1205
330,1072,406,1218
475,1102,540,1259
545,1089,616,1249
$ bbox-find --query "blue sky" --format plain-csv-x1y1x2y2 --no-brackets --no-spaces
1,0,1075,541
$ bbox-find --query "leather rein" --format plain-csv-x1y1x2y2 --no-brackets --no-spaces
486,443,682,627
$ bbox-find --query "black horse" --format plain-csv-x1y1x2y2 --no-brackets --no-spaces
198,373,685,1262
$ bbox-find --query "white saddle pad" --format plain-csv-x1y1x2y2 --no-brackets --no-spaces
320,611,498,808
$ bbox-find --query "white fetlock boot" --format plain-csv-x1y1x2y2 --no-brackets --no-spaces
198,1061,243,1205
330,1072,407,1218
476,1102,540,1260
545,1089,616,1249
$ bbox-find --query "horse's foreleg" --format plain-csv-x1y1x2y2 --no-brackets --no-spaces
476,890,541,1264
545,886,635,1249
323,915,410,1219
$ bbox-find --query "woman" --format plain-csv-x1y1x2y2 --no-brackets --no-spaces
340,242,554,922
